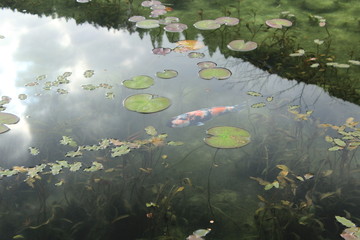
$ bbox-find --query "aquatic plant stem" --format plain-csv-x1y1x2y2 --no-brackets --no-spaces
207,148,219,218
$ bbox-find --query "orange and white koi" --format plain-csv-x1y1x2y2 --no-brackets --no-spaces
167,104,245,128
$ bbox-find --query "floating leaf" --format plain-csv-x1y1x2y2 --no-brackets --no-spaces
82,84,98,90
348,60,360,66
251,102,266,108
227,40,257,52
328,146,343,151
159,17,179,25
204,126,251,149
60,136,78,147
0,112,20,134
84,161,103,172
164,23,188,32
136,19,160,29
55,180,65,186
215,17,239,26
128,16,146,23
193,229,211,237
336,216,356,228
152,47,172,55
29,147,40,156
188,52,205,59
193,20,221,30
111,146,131,157
69,162,82,172
123,93,171,113
156,70,178,79
289,49,305,57
141,0,161,7
105,92,115,99
334,138,346,147
167,141,184,146
198,67,232,80
174,40,205,52
65,150,83,158
247,91,262,97
122,75,154,89
197,61,217,69
265,18,293,29
84,70,94,78
145,126,157,136
266,96,274,102
18,94,27,100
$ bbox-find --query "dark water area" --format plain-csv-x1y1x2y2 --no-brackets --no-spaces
0,0,360,240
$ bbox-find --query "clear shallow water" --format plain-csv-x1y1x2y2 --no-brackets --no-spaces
0,1,360,240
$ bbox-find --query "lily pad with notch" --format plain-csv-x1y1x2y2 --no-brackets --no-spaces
164,23,188,33
215,17,239,26
122,75,154,89
123,93,171,113
156,70,178,79
197,61,217,69
193,20,221,30
198,67,232,80
227,40,257,52
0,112,20,134
204,126,251,149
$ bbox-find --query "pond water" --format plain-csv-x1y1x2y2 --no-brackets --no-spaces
1,0,360,240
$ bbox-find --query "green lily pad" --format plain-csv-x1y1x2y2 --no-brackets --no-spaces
198,67,232,80
136,19,160,29
0,112,20,134
215,17,239,26
204,126,251,149
156,70,178,79
122,75,154,89
123,93,171,113
227,40,257,52
193,20,221,30
197,61,217,69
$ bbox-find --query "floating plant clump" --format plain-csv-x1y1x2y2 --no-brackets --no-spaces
204,126,251,149
123,93,171,113
128,16,146,23
265,18,292,29
164,23,188,32
215,17,239,26
198,67,232,80
136,19,160,29
227,40,257,52
0,112,20,134
122,75,154,89
156,69,178,79
193,20,221,30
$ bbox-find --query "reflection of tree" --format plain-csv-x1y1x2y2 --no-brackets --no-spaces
2,0,360,104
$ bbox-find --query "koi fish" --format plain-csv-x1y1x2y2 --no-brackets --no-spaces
167,104,245,128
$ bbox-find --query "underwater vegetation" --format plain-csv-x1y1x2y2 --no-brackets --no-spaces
0,0,360,240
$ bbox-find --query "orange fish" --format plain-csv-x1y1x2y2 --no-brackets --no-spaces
167,104,245,128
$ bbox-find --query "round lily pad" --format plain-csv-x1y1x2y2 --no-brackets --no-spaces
204,126,251,149
188,52,205,59
0,112,20,134
136,19,160,29
193,20,221,30
141,0,161,7
156,70,178,79
128,16,146,23
152,47,172,55
164,23,188,33
265,18,292,29
123,93,171,113
215,17,239,26
122,75,154,89
197,61,217,69
227,40,257,52
198,67,232,80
